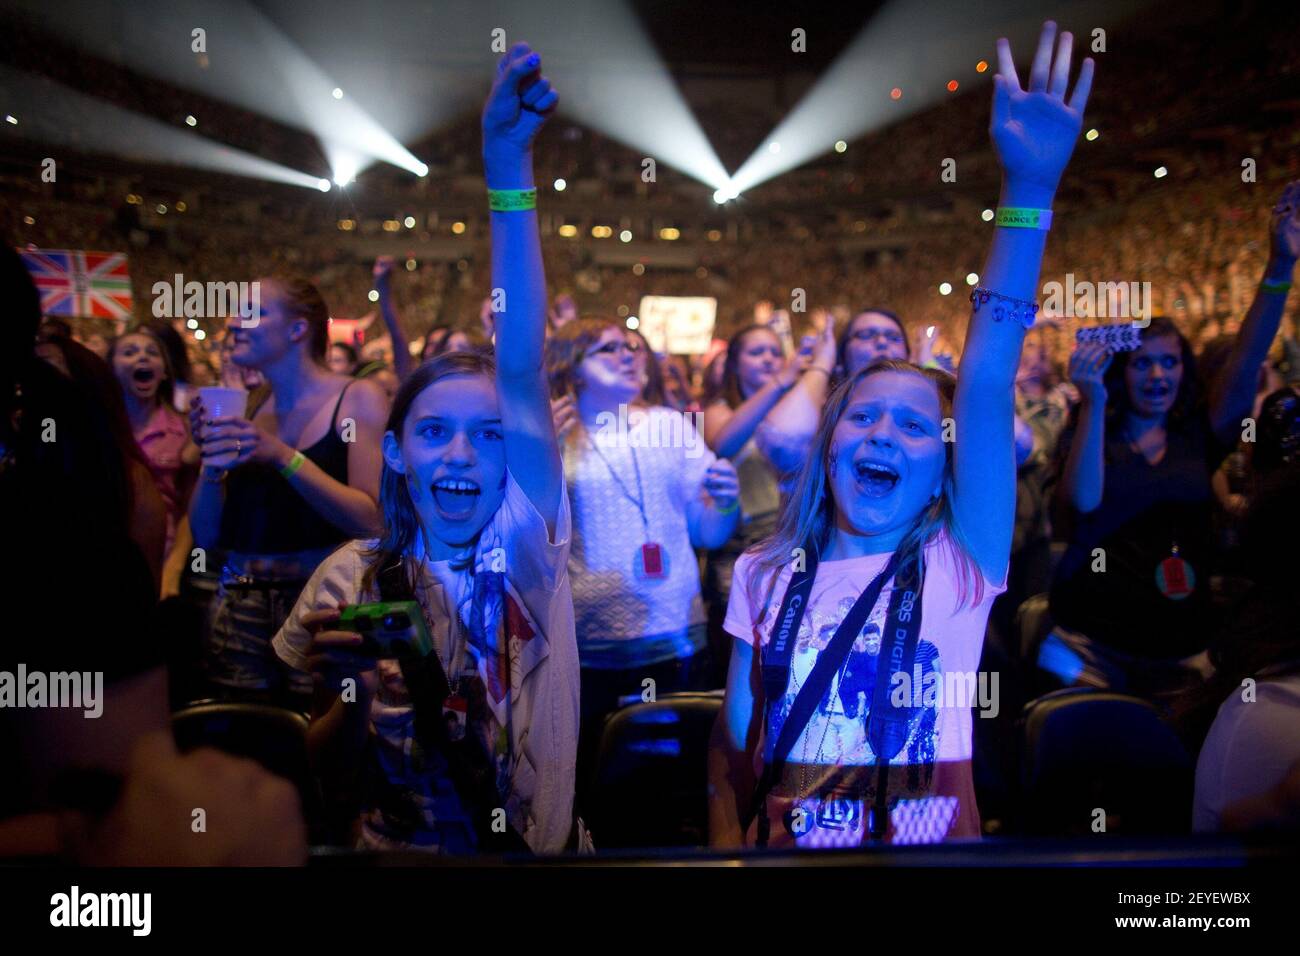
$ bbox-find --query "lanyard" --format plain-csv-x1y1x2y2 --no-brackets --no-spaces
749,539,925,845
584,432,650,535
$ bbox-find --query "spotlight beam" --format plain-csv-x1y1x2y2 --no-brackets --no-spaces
5,0,427,179
0,65,331,191
728,0,1145,195
500,0,732,191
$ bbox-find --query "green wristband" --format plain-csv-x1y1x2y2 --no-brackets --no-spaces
995,207,1053,230
1260,279,1292,295
280,450,306,479
487,188,537,212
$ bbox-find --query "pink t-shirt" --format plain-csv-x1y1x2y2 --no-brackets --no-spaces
135,404,190,555
725,531,1004,847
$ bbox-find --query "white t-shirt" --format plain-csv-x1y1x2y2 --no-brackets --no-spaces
273,473,579,854
564,406,716,669
1193,670,1300,832
725,531,1004,846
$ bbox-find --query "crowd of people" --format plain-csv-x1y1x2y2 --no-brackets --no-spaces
4,20,1300,863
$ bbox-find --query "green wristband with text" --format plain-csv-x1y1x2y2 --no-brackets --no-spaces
488,188,537,212
995,207,1053,230
280,450,306,479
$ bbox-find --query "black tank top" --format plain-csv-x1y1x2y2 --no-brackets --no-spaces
218,381,355,554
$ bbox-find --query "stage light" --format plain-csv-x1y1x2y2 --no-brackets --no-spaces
332,156,358,186
176,201,187,212
626,316,640,330
558,224,578,237
981,208,994,222
1086,128,1099,141
976,60,989,73
939,282,953,295
659,227,680,240
713,182,739,204
382,219,400,232
194,329,207,340
368,289,379,302
451,221,466,234
966,272,979,285
186,319,198,329
406,258,417,270
156,204,167,214
404,216,416,228
1154,166,1168,179
22,215,34,225
617,305,629,317
5,114,16,125
706,229,722,241
337,219,355,230
619,229,633,242
414,162,429,177
835,140,847,153
890,87,902,100
554,178,567,191
632,263,645,275
185,114,197,126
317,179,331,192
332,87,343,99
947,80,959,91
592,225,612,238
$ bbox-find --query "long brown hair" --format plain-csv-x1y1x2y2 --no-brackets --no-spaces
743,359,982,626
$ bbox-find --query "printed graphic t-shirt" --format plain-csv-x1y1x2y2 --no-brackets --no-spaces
725,532,1004,847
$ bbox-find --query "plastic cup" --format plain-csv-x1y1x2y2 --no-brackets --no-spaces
198,386,248,421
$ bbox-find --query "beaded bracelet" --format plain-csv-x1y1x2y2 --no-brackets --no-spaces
970,287,1040,329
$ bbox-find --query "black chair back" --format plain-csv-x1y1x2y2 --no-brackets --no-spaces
1019,688,1193,835
588,690,723,849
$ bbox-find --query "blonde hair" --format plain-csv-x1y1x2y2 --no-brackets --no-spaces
743,360,983,628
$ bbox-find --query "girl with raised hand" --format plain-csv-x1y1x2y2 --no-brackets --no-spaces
273,44,579,854
701,318,837,676
545,316,741,811
709,22,1094,849
1048,181,1300,695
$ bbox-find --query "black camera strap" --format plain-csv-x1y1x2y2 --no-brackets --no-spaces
745,541,924,846
376,557,531,854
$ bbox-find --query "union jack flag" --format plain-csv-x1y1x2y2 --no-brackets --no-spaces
17,248,134,320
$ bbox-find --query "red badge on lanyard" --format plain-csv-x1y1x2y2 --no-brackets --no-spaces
640,542,665,579
1155,545,1195,600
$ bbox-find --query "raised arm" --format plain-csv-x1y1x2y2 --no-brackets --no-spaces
1207,181,1300,442
703,353,804,458
1058,342,1112,514
372,256,416,381
483,43,563,536
953,21,1093,583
